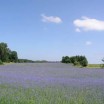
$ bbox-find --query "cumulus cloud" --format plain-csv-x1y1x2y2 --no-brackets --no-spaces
73,16,104,32
41,14,62,24
86,41,92,46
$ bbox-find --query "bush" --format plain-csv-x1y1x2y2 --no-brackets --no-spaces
80,59,88,67
62,55,88,67
0,60,3,65
100,64,104,68
62,56,70,63
73,60,80,66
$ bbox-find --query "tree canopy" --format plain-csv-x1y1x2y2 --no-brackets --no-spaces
62,55,88,67
0,42,18,63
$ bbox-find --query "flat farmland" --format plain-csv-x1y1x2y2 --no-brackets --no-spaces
0,63,104,104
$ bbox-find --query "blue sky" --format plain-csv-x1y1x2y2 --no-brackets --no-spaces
0,0,104,63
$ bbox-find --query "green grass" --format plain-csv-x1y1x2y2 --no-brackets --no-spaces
0,84,104,104
3,62,14,65
87,64,101,68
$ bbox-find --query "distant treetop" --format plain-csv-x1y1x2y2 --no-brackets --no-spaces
62,55,88,67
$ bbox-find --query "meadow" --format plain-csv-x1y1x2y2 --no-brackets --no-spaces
87,64,102,68
0,63,104,104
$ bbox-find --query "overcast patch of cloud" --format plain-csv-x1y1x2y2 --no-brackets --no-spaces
74,16,104,32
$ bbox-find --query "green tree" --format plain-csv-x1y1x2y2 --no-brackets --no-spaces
73,60,80,66
0,42,18,63
62,56,70,63
9,51,18,62
78,56,88,67
61,55,88,67
70,56,76,64
0,60,3,65
0,42,9,62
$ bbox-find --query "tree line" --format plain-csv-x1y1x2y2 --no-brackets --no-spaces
0,42,37,64
0,42,48,64
1,42,103,67
18,59,35,63
0,42,18,64
62,55,88,67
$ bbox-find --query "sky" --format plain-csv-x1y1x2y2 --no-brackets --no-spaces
0,0,104,63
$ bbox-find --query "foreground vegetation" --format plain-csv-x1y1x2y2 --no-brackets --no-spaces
0,63,104,104
0,84,103,104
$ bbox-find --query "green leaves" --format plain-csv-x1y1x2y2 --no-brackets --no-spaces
62,55,88,67
0,42,18,63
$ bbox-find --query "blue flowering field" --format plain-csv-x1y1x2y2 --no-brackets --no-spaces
0,63,104,104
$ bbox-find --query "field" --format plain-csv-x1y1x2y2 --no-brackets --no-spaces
0,63,104,104
87,64,102,68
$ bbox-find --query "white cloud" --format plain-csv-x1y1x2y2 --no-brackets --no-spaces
86,41,92,45
75,28,81,32
41,14,62,24
73,16,104,32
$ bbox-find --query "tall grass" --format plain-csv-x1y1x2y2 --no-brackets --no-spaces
0,84,104,104
87,64,101,68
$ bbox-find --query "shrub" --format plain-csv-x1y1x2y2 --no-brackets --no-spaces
62,56,70,63
73,60,80,66
62,55,88,67
0,60,3,65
